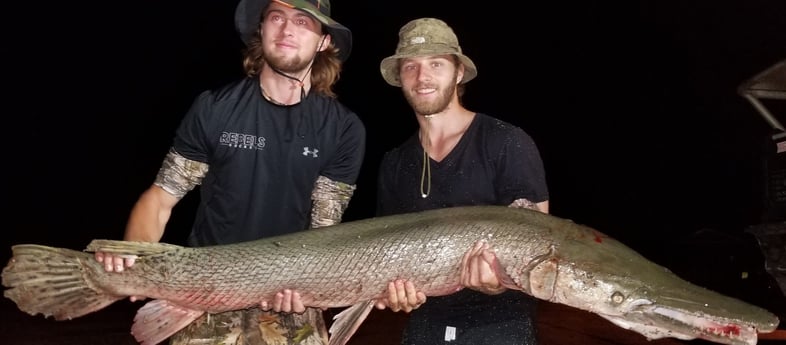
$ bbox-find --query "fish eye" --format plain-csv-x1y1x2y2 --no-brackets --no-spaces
611,291,625,304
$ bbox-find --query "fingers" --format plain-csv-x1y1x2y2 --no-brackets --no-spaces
112,256,126,272
96,252,137,272
394,280,409,312
273,291,287,312
379,280,425,313
375,299,389,310
403,281,425,312
382,281,399,312
129,295,147,302
460,241,485,286
291,291,305,313
268,290,305,313
461,241,504,294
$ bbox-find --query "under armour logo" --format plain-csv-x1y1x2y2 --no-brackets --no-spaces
302,147,319,158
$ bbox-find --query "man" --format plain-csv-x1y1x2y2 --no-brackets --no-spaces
95,0,365,344
376,18,550,344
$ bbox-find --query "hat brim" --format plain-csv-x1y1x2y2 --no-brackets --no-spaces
234,0,353,62
380,47,477,87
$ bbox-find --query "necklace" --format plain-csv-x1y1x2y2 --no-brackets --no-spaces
420,115,436,198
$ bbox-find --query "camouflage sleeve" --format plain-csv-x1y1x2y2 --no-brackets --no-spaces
310,175,356,229
153,148,209,199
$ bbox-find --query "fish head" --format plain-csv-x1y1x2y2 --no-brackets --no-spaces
593,282,780,345
539,234,781,345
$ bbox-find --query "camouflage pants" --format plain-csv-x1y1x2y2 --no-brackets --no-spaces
170,307,328,345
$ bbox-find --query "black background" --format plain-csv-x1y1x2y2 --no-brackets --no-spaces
3,0,786,277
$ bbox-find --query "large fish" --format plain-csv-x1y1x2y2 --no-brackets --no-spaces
2,206,780,345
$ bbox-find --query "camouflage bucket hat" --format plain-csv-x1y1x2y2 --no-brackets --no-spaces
380,18,477,87
234,0,353,62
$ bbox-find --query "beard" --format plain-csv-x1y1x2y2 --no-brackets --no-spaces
403,70,459,116
404,81,456,116
263,46,312,74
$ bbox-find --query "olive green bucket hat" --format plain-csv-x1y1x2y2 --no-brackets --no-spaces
380,18,477,87
235,0,353,62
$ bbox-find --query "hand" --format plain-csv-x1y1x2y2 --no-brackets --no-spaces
95,251,138,272
94,251,146,302
260,289,307,314
460,241,506,295
374,279,426,313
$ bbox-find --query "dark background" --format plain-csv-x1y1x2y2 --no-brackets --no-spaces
4,0,784,252
2,0,786,340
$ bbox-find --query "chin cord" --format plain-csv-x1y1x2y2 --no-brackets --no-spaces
420,115,435,198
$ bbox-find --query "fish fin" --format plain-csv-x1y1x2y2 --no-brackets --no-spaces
2,244,123,320
84,239,184,256
328,300,375,345
131,299,204,345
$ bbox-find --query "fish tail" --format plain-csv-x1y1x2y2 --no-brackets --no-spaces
2,244,123,320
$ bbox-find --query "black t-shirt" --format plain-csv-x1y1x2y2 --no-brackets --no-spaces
376,113,548,333
173,77,365,246
377,113,548,215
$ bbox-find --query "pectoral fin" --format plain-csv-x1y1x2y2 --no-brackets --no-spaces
328,300,375,345
131,299,205,345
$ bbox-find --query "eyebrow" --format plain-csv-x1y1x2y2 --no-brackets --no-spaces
265,8,316,21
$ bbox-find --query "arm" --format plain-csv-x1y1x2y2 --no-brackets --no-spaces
95,149,207,272
309,175,356,228
124,185,180,242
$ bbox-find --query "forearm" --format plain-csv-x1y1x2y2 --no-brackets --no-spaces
124,186,176,242
125,148,207,242
310,175,356,229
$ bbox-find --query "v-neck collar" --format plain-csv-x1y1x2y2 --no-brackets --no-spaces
420,113,480,166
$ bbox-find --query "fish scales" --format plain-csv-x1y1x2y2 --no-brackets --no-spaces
101,208,551,311
3,205,780,345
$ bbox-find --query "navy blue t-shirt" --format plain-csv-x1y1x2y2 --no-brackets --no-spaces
173,77,365,246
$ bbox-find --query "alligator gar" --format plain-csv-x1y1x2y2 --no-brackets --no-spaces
2,205,780,345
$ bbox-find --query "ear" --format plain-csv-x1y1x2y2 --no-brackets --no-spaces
456,64,465,84
318,34,332,52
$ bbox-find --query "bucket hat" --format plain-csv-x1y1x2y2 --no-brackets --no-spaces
234,0,353,62
380,18,477,87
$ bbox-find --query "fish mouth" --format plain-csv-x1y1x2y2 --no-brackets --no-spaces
598,299,780,345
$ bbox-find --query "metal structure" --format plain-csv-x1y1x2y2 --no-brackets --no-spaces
738,59,786,133
738,59,786,299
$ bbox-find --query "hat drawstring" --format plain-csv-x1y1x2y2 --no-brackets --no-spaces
267,34,324,139
420,115,435,198
267,33,325,103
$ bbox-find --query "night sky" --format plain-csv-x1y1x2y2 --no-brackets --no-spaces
3,0,786,266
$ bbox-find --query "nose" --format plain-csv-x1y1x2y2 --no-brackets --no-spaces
281,19,294,35
416,65,432,82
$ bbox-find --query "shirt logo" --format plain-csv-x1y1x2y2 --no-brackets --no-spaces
444,326,456,341
220,132,265,150
302,147,319,158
